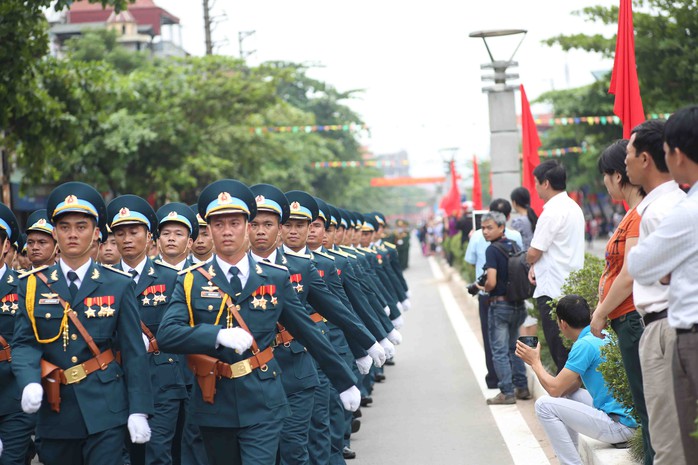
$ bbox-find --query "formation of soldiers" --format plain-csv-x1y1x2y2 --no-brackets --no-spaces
0,179,410,465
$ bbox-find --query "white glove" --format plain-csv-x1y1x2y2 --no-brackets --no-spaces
387,328,402,345
406,290,411,298
128,413,151,444
401,299,411,311
0,436,3,457
391,315,405,329
339,386,361,412
216,328,253,353
142,333,150,351
355,355,372,375
396,301,404,313
367,341,386,367
383,305,391,316
379,338,395,359
21,383,43,414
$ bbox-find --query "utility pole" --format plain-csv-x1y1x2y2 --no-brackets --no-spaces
203,0,213,55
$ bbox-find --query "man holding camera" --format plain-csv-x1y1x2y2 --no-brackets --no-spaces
476,211,529,404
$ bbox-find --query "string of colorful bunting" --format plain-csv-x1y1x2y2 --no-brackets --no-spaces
535,113,671,126
312,160,409,169
249,123,369,135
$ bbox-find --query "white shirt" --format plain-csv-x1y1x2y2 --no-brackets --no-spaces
215,255,250,289
121,257,147,285
59,258,92,289
250,249,278,264
631,181,686,316
191,255,213,264
530,192,585,299
627,182,698,329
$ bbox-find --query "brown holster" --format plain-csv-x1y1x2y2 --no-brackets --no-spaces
0,335,10,362
35,272,117,413
187,267,273,404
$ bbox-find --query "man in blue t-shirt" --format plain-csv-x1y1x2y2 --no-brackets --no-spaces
516,295,637,465
477,211,529,404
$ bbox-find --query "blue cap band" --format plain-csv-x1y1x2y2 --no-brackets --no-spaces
159,213,193,232
0,218,12,239
256,198,282,215
206,197,250,218
112,210,151,229
53,198,98,220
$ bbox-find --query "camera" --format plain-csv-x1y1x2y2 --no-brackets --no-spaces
467,273,487,296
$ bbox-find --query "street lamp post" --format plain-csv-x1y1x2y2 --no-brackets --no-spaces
469,29,526,200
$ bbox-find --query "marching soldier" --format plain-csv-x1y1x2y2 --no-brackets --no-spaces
155,203,198,271
372,212,410,303
157,179,361,465
11,182,153,465
0,203,37,465
106,195,188,465
25,209,58,269
97,226,121,266
188,204,214,265
248,183,368,465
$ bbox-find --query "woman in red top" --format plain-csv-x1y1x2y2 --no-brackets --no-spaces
592,138,654,465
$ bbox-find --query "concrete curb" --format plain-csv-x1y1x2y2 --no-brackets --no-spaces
444,261,636,465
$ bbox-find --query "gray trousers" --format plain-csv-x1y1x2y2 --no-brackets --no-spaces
673,330,698,462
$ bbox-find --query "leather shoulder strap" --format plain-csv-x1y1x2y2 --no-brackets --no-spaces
36,272,101,357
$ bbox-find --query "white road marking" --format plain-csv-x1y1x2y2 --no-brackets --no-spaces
429,256,551,465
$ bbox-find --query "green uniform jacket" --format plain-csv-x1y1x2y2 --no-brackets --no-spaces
156,255,355,429
0,268,21,416
12,261,153,439
381,241,409,293
344,246,401,321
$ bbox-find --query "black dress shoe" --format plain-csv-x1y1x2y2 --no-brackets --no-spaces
374,373,386,382
353,408,362,418
343,447,356,459
360,396,373,407
351,418,361,433
385,357,395,366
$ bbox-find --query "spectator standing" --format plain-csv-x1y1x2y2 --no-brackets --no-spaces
516,295,637,465
627,105,698,462
465,199,522,389
526,160,585,373
624,119,686,465
510,187,538,250
590,139,653,465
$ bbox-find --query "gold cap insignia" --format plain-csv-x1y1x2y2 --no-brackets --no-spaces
167,211,178,218
255,195,265,205
65,195,78,205
196,214,204,222
218,192,231,205
37,218,47,226
119,207,130,218
290,201,301,212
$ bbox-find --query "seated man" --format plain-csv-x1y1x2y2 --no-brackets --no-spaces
515,295,637,465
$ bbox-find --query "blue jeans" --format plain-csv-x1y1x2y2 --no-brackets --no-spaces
488,300,528,395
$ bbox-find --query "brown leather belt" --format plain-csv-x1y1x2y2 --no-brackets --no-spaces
309,312,326,323
141,321,160,354
274,328,294,346
642,309,667,326
217,347,273,379
0,335,10,362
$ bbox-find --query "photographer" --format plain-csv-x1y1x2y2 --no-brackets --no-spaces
515,295,637,465
476,211,529,404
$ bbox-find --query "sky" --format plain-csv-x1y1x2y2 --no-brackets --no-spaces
156,0,617,178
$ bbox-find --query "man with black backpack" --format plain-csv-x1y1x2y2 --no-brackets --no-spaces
477,211,532,405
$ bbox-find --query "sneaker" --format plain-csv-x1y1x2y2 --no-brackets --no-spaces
515,387,532,400
487,392,516,405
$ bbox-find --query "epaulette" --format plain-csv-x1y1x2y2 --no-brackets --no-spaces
102,264,133,277
359,247,377,254
178,261,206,276
283,249,311,260
383,241,397,249
258,260,288,271
154,259,179,270
341,245,364,256
328,248,353,259
313,250,335,261
18,265,49,279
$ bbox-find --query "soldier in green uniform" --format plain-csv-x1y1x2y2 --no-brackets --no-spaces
372,212,410,303
11,182,153,465
155,203,198,271
0,204,37,465
157,179,361,465
106,195,188,465
97,226,121,266
25,209,58,269
248,183,364,465
189,204,214,265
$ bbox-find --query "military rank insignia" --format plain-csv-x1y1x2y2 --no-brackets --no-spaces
1,294,18,314
337,269,342,276
141,284,167,306
376,254,383,265
289,274,303,293
251,285,277,310
84,296,115,318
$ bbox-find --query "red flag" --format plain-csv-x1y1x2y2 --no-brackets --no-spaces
439,160,461,216
609,0,645,138
472,156,482,210
520,84,544,215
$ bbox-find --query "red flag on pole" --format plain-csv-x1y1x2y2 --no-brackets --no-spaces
472,155,483,210
609,0,645,138
439,160,461,216
520,84,544,215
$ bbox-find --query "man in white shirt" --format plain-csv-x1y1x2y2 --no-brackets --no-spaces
627,106,698,462
526,160,585,373
625,120,686,465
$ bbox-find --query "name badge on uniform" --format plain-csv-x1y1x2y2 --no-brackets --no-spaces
201,283,219,298
38,293,60,305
